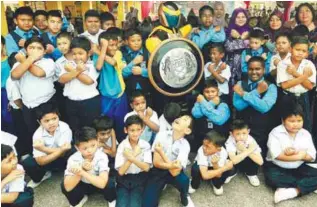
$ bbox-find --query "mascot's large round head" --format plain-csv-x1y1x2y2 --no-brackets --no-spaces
158,2,181,28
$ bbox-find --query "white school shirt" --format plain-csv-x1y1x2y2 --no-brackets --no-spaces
124,109,159,143
59,59,99,101
65,149,109,184
55,55,69,81
204,61,231,95
158,115,173,132
79,29,104,45
225,135,262,155
266,125,316,169
152,130,190,169
103,136,118,149
276,57,316,94
195,146,228,168
32,121,72,158
115,137,152,175
2,164,25,193
269,53,291,72
11,58,56,108
1,131,18,155
6,76,21,109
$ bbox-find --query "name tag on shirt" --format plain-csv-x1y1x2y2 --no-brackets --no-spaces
208,121,213,129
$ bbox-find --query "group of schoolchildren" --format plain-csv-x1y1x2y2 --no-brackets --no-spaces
1,2,317,207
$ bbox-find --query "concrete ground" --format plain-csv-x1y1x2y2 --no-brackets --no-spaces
32,154,317,207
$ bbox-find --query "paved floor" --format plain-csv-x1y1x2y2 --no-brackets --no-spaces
32,158,317,207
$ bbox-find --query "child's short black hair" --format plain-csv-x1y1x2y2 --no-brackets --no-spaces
291,36,309,48
35,103,59,121
129,90,146,103
14,6,34,19
204,130,226,147
24,36,46,49
281,102,304,121
84,10,100,20
203,79,218,90
74,127,97,145
56,32,72,42
249,28,265,40
292,25,309,38
93,115,114,132
1,35,5,45
199,5,214,17
107,27,123,39
247,56,265,69
125,115,144,128
98,30,118,44
1,144,13,161
295,3,316,24
124,28,142,40
70,36,91,52
210,43,225,54
230,119,249,131
275,31,292,43
34,10,48,18
47,10,62,20
100,12,115,24
163,102,181,125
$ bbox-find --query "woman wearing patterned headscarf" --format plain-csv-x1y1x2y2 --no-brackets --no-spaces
224,8,250,89
265,10,289,52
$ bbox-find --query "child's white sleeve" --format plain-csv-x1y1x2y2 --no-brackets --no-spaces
34,59,56,78
64,155,78,176
276,61,290,85
98,152,110,173
269,55,278,72
307,61,316,85
267,132,283,160
196,147,208,167
225,137,237,154
204,62,212,79
6,77,21,102
142,142,153,165
32,131,47,158
114,143,125,170
87,63,99,82
150,111,160,126
7,165,25,193
221,65,231,81
177,142,190,169
57,123,73,147
304,131,317,161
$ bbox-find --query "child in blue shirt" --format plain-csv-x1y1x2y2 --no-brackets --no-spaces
191,5,225,49
192,80,231,151
121,28,153,101
34,10,48,35
233,56,277,154
241,28,272,76
41,10,63,61
94,30,128,141
5,7,38,57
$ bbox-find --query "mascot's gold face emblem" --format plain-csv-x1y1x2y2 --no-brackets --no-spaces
159,48,197,88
